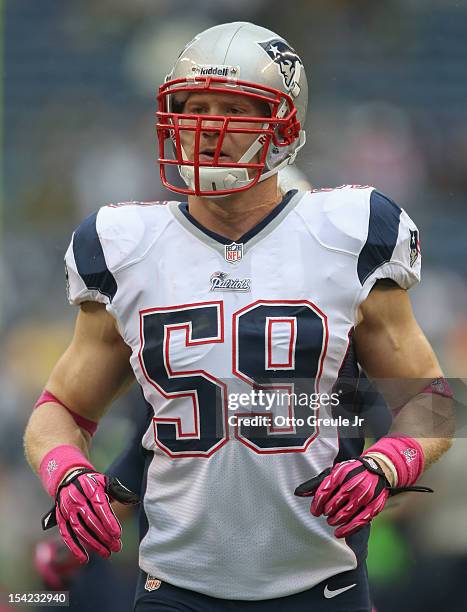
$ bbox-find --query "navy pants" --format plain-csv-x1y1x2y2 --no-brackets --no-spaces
134,563,371,611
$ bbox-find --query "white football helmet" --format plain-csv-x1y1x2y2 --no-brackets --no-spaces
156,22,308,197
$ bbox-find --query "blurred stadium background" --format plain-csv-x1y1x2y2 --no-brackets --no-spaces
1,1,467,610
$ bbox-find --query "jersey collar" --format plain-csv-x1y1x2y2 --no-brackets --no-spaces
169,190,303,258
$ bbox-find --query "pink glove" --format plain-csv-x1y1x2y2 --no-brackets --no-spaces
298,457,389,537
295,436,433,538
42,468,140,563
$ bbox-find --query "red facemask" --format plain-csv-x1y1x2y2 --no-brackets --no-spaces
156,76,301,197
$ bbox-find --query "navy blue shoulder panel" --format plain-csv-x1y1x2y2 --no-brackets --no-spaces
357,190,402,285
72,211,118,301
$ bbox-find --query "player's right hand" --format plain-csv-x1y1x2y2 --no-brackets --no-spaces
41,468,140,564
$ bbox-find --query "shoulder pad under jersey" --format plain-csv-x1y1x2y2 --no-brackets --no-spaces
64,201,173,305
295,185,421,289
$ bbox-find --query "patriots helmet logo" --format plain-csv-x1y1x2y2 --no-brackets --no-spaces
258,39,302,92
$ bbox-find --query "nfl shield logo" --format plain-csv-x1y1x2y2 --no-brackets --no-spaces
145,575,162,591
224,242,243,263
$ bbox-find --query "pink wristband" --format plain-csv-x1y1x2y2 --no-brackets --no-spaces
39,445,94,497
363,435,425,487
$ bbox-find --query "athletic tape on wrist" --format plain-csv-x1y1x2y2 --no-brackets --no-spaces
363,435,424,488
364,451,399,487
39,445,94,497
34,390,98,436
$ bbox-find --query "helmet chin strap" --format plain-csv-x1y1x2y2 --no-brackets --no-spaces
179,164,252,196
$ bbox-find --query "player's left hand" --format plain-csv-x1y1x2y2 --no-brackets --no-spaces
294,457,431,538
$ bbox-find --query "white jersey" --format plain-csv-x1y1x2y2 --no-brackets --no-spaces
65,186,420,600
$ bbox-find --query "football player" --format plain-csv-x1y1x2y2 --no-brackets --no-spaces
24,22,453,611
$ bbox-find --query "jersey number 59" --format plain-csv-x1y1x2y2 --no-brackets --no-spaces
139,300,328,458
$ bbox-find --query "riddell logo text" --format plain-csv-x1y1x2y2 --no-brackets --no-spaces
199,66,230,76
192,64,239,78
